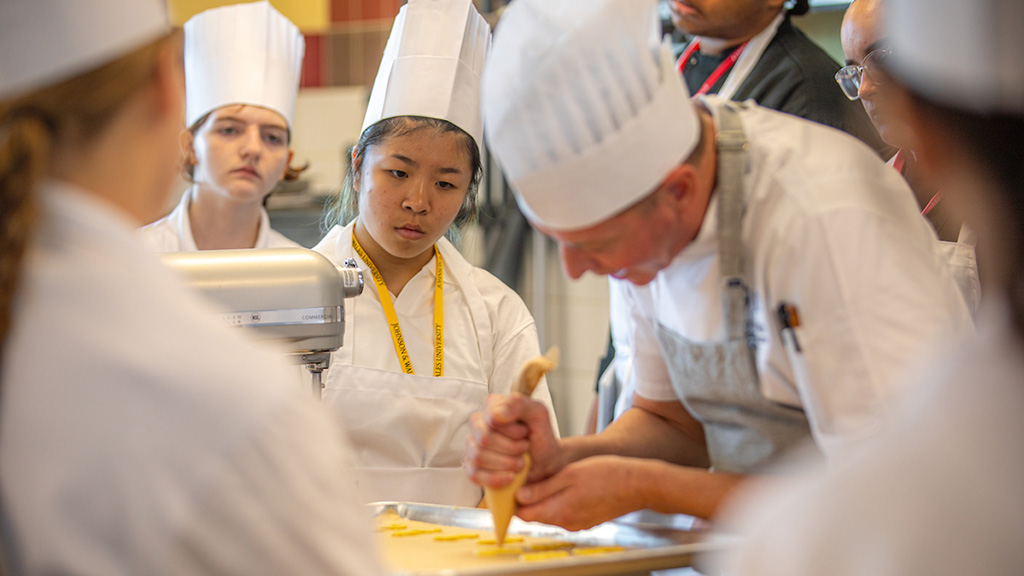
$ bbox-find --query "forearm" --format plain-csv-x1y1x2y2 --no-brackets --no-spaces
558,403,710,469
635,459,746,520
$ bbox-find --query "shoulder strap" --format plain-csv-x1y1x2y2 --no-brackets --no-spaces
705,98,752,342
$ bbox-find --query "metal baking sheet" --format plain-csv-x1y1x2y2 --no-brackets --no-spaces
372,502,737,576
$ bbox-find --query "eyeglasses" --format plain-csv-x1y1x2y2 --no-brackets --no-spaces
835,48,893,101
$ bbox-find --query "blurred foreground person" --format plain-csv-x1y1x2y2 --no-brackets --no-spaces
718,0,1024,573
0,1,381,573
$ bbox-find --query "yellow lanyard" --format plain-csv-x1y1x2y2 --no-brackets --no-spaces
352,234,444,377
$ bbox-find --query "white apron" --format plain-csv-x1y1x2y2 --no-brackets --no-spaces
320,229,494,506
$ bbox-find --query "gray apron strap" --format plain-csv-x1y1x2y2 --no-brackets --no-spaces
656,99,815,473
710,100,751,345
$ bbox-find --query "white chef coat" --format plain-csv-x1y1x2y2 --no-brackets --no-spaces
138,187,300,251
623,101,972,458
715,296,1024,575
0,180,382,576
314,222,557,506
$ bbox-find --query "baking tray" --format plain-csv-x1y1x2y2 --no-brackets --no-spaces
372,502,737,576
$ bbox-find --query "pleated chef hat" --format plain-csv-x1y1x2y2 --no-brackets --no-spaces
362,0,490,154
0,0,168,101
482,0,700,231
185,1,305,129
887,0,1024,114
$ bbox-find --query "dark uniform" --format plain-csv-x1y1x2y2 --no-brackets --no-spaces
679,17,893,158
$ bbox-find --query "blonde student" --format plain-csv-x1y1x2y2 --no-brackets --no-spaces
0,1,380,573
314,0,556,507
140,1,306,251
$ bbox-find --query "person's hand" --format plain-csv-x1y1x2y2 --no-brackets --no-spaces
513,455,647,531
464,393,562,488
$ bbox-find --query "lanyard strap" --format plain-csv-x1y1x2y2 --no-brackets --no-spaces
921,190,944,217
677,41,749,96
892,149,943,216
891,149,906,173
352,235,444,377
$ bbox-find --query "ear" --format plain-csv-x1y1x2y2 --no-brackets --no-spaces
179,129,196,165
659,163,700,206
351,147,362,192
767,0,787,11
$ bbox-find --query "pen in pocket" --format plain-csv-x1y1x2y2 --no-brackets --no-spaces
777,302,802,353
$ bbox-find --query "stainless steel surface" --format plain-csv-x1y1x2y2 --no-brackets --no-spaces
299,351,332,400
160,247,363,354
372,502,737,576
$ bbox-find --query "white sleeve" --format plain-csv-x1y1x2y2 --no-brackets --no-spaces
168,399,384,576
486,286,560,437
762,176,972,455
623,282,678,404
606,278,637,417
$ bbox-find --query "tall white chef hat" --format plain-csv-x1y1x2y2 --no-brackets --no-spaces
482,0,699,232
361,0,490,154
886,0,1024,114
0,0,168,101
184,1,305,129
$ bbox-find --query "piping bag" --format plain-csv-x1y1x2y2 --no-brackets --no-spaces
484,346,559,546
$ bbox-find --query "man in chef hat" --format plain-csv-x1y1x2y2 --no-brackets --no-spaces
139,0,307,251
715,0,1024,573
464,0,972,528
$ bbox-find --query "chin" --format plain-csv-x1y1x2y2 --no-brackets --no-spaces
622,272,658,286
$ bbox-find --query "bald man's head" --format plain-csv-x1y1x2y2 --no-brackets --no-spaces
842,0,883,67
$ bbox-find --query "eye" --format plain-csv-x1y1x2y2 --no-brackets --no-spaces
390,170,408,179
216,125,238,136
437,181,455,190
264,131,287,146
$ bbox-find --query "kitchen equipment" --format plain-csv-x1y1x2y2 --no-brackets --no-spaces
159,247,363,399
373,501,735,576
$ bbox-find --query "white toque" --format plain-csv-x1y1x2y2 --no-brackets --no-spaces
185,1,305,128
0,0,168,100
887,0,1024,114
362,0,491,154
482,0,700,231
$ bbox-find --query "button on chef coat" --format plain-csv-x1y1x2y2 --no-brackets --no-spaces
138,187,300,251
623,101,972,457
0,181,382,575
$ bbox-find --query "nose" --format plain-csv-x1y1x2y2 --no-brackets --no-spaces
239,126,262,159
858,69,878,100
560,243,595,280
402,178,430,214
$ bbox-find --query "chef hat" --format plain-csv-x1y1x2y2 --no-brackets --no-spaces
185,1,305,129
887,0,1024,114
0,0,168,101
482,0,699,231
361,0,490,154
